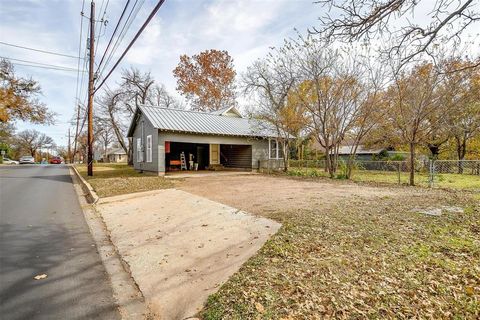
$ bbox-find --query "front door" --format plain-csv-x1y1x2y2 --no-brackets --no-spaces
209,144,220,165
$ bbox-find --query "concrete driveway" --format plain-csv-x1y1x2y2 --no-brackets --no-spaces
95,189,280,320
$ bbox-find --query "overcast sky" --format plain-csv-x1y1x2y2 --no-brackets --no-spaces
1,0,479,147
0,0,320,146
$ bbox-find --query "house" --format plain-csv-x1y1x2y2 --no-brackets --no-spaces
337,145,408,160
127,105,285,175
106,147,127,163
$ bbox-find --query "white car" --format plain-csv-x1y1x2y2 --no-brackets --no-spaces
19,156,35,164
2,157,19,165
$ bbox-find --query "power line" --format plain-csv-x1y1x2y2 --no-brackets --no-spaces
94,0,166,92
94,0,110,58
95,0,144,84
73,0,87,163
10,62,86,72
1,56,84,71
95,0,131,75
0,41,84,60
75,0,87,103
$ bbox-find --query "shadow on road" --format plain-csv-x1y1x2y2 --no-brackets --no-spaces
0,222,119,319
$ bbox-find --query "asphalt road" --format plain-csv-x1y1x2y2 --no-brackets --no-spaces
0,165,120,320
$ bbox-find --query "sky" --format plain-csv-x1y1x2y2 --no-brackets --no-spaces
0,0,321,146
1,0,479,147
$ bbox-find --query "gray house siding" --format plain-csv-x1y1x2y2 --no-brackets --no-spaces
157,132,270,173
132,113,159,173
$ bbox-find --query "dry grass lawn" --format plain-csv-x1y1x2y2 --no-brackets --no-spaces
75,163,173,197
176,175,480,319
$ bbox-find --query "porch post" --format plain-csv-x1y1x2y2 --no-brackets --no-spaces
158,143,165,176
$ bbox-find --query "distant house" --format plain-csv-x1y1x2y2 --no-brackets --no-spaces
127,105,285,175
337,145,407,160
106,148,127,163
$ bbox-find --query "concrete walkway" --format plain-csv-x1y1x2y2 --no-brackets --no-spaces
95,189,280,320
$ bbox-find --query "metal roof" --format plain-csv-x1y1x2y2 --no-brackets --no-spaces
337,145,384,155
130,105,280,138
106,148,127,155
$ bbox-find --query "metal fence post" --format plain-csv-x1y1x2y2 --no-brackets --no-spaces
428,159,434,188
397,162,401,184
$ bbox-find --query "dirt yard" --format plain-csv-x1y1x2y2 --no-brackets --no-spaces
176,174,398,215
175,174,480,319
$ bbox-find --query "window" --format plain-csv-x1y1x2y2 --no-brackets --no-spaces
136,138,143,162
278,140,284,159
146,135,152,163
269,139,284,159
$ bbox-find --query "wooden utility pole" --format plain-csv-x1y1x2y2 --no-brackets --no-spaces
73,104,81,164
87,0,95,176
67,128,71,164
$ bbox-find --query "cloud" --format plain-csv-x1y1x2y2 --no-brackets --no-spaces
0,0,321,145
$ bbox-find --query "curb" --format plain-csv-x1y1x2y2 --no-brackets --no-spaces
69,167,149,320
70,165,99,204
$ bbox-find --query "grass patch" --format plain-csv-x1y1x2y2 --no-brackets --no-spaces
75,163,173,197
287,167,480,190
201,193,480,319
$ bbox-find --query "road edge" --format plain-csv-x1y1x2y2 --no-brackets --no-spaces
69,167,149,320
70,165,99,204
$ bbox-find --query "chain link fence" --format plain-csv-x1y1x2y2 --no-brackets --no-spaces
259,158,480,189
430,160,480,188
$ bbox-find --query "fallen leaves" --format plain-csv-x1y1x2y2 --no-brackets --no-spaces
33,274,47,280
201,189,480,319
254,302,265,314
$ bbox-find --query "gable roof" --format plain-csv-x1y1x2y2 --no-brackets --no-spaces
337,145,384,155
127,105,280,138
106,148,127,155
209,106,242,117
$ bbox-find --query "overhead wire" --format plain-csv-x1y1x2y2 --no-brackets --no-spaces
2,56,86,72
95,0,131,76
10,61,86,72
94,0,144,86
94,0,165,92
73,0,87,160
94,0,110,59
74,0,87,106
0,41,83,60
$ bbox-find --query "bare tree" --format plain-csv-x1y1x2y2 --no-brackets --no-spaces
97,89,129,157
313,0,480,70
97,67,179,165
440,59,480,163
153,84,184,109
287,35,370,178
15,129,54,158
94,115,115,161
243,44,299,170
384,62,443,185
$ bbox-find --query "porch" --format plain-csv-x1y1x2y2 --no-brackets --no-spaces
165,141,253,173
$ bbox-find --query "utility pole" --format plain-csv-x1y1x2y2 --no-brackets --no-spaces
87,0,95,176
73,104,81,164
67,128,71,164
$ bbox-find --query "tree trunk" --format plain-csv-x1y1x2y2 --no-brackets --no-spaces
282,140,289,172
455,135,467,173
409,142,415,186
127,138,133,165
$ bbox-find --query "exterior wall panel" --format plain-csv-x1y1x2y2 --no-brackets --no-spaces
132,113,159,173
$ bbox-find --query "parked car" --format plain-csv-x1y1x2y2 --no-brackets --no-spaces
2,157,19,165
49,156,64,164
19,156,35,164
